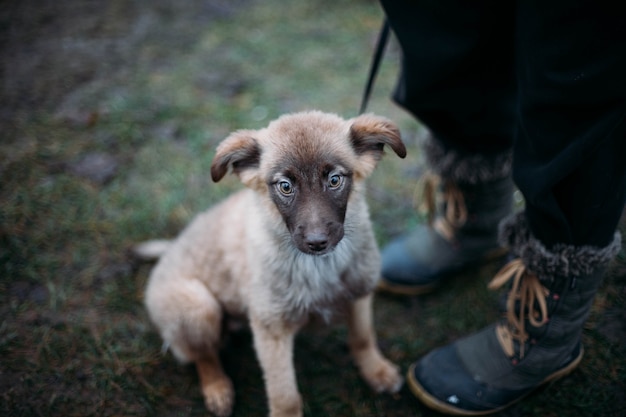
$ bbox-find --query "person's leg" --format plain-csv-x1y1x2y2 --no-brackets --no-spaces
407,1,626,414
378,0,516,293
513,2,626,249
381,0,516,154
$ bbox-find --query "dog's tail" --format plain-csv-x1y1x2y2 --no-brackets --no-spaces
132,239,172,261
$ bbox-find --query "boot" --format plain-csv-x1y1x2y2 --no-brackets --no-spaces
407,212,622,415
379,138,514,295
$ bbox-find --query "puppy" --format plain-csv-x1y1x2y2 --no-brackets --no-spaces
141,111,406,417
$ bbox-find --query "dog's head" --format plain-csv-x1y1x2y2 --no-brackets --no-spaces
210,111,405,255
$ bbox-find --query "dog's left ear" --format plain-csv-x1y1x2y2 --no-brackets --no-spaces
210,129,261,186
349,114,406,177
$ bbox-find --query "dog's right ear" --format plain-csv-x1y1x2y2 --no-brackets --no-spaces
210,130,261,185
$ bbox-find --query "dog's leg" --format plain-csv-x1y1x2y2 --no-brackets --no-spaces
347,294,403,393
197,352,235,417
250,317,303,417
145,278,235,416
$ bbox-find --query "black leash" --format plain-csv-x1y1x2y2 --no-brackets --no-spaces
359,19,391,115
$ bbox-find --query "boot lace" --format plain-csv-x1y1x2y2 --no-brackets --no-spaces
488,259,549,359
420,172,467,241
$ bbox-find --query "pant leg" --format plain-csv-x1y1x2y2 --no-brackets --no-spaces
513,0,626,248
379,0,516,156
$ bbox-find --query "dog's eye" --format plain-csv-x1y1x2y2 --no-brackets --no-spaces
328,174,343,189
278,181,294,195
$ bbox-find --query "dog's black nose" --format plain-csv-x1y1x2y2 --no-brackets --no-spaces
305,233,328,252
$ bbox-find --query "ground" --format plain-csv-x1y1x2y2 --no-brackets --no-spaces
1,1,625,416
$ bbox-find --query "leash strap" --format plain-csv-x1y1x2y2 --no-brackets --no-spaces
359,18,391,115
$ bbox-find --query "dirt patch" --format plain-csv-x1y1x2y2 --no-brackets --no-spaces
0,0,247,126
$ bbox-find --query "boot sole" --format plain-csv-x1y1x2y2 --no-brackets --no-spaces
377,247,508,296
406,346,585,416
376,278,438,296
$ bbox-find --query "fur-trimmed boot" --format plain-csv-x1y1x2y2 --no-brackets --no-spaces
407,212,622,415
379,138,514,295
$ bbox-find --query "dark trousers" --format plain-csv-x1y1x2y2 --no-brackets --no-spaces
380,0,626,249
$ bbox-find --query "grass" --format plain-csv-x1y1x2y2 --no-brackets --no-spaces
1,0,625,416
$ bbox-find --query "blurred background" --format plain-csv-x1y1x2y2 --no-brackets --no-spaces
1,1,624,416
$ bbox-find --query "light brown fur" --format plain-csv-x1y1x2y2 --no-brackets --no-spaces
142,111,406,417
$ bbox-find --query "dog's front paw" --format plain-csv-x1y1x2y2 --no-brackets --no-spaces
362,358,404,394
202,379,235,417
